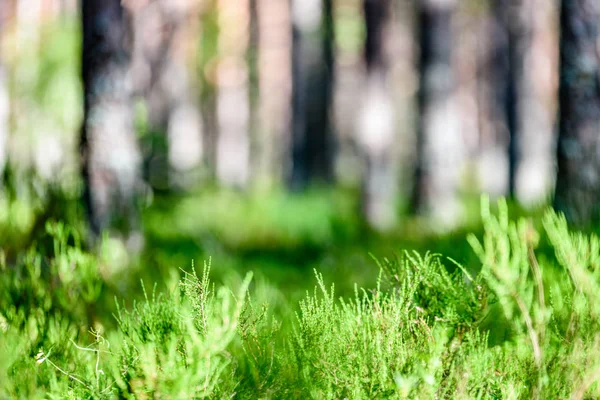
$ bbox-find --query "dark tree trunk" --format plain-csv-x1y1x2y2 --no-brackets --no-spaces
412,0,463,226
358,0,398,230
290,0,335,188
489,0,520,197
81,0,142,241
554,0,600,227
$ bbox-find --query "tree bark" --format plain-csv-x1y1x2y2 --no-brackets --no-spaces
357,0,398,230
290,0,335,188
81,0,142,241
554,0,600,227
412,0,463,227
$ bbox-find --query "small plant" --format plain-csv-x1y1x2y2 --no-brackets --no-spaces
2,199,600,398
108,262,253,398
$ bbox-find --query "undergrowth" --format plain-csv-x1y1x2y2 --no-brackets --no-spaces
2,198,600,398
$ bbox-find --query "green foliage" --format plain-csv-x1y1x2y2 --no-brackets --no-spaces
1,245,253,398
109,264,252,399
2,199,600,398
1,222,101,327
5,18,82,173
146,188,359,252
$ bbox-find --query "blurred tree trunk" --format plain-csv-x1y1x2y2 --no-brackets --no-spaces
357,0,397,230
248,0,260,186
199,5,220,182
554,0,600,227
131,1,203,191
81,0,142,243
485,0,520,197
515,0,558,205
254,0,292,188
290,0,335,188
332,0,365,188
412,0,463,226
215,0,251,187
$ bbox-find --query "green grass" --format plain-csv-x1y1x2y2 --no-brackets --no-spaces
2,194,600,399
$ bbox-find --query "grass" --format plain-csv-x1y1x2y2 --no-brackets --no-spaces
2,192,600,399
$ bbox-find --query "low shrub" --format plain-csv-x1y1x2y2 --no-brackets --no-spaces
1,198,600,398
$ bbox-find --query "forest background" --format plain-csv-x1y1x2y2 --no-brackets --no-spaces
0,0,600,398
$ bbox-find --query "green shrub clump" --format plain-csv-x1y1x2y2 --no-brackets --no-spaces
2,199,600,398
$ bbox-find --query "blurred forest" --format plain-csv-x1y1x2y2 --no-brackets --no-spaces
0,0,598,268
1,1,600,397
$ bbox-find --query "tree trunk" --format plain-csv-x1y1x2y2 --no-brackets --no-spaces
130,1,203,191
248,0,261,187
81,0,142,242
480,0,520,197
412,0,463,227
199,6,219,182
215,0,251,187
357,0,398,230
290,0,335,188
515,0,558,206
554,0,600,227
254,0,292,188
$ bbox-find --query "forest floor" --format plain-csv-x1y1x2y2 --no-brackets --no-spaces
1,188,599,399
